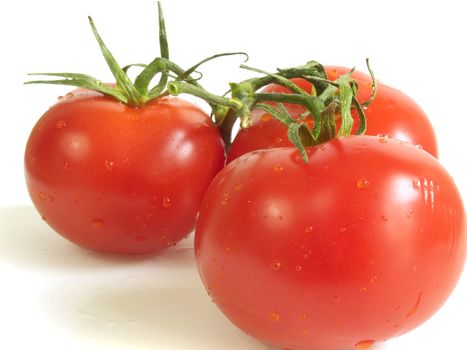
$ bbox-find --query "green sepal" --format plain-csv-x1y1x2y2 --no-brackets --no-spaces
255,103,312,161
88,17,145,106
25,72,127,102
353,95,367,135
240,64,309,95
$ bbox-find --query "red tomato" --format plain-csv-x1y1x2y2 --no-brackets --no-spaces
227,66,438,162
25,90,225,254
195,135,465,350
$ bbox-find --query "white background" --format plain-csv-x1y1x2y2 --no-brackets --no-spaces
0,0,466,349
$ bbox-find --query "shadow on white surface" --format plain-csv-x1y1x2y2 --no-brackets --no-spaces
0,206,194,271
0,206,276,349
39,269,276,350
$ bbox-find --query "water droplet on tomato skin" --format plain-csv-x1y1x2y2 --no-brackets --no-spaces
295,265,303,272
270,312,280,322
356,178,370,189
162,197,172,208
56,120,67,128
378,137,388,144
274,137,284,145
380,215,388,222
273,164,284,173
261,114,272,122
38,192,54,202
406,210,414,218
271,260,282,270
222,194,231,205
234,183,243,191
91,218,105,230
355,339,375,350
104,160,115,170
405,292,423,318
304,226,313,233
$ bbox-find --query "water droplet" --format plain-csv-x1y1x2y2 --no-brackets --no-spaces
91,218,105,230
356,178,370,189
271,260,282,270
261,114,272,122
380,215,388,222
378,137,388,143
304,226,313,233
406,210,414,218
359,286,367,292
63,160,69,170
270,312,280,322
333,295,340,302
39,192,54,202
339,227,347,233
222,194,231,205
273,164,284,173
406,292,423,318
370,275,378,284
162,197,172,208
274,137,283,145
56,120,67,128
355,340,375,350
234,183,243,191
224,245,231,253
295,265,303,272
105,160,115,170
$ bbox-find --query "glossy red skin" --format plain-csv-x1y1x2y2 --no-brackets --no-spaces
196,136,465,350
227,66,438,162
25,90,225,254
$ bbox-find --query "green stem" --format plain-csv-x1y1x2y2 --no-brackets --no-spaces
168,81,243,110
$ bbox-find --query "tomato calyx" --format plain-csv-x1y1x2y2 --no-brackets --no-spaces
169,59,377,161
25,2,246,108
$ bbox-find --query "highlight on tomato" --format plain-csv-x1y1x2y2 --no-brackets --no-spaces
24,4,227,254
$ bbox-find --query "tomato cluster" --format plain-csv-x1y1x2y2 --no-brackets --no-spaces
25,5,465,350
